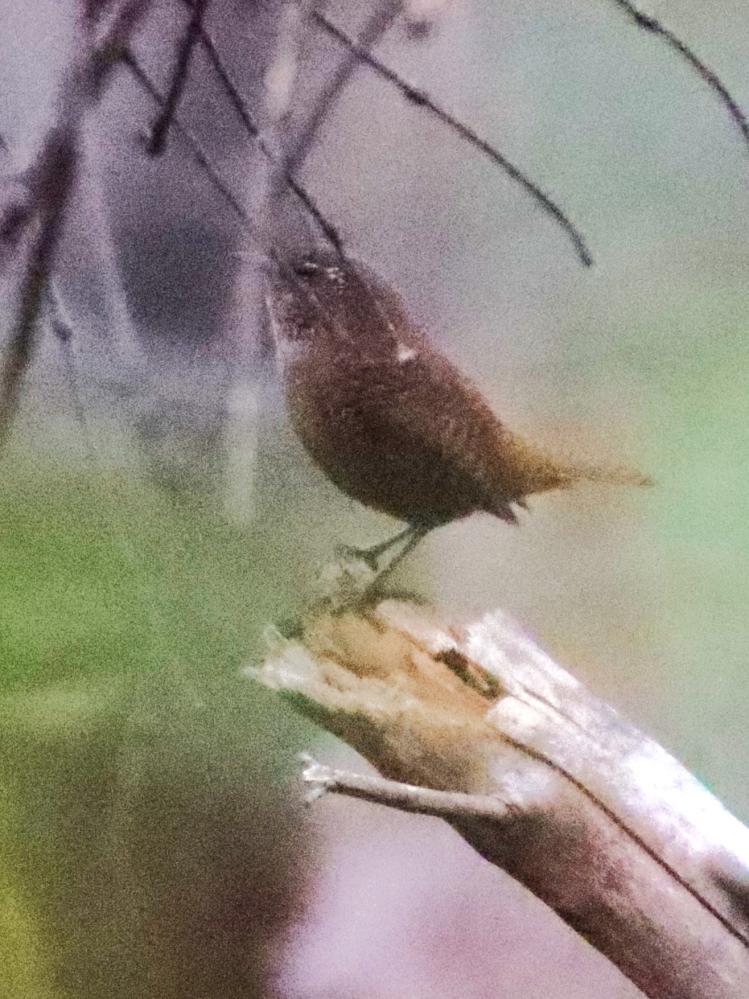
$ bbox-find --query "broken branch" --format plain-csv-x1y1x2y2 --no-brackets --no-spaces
253,598,749,999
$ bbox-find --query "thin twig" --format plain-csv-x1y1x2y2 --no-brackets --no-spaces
172,0,341,249
124,40,342,250
300,753,510,820
0,0,153,447
0,134,76,446
121,46,321,322
261,0,318,207
608,0,749,153
47,279,95,459
175,0,259,135
146,0,210,155
95,0,152,64
314,12,593,267
286,0,403,175
122,47,252,225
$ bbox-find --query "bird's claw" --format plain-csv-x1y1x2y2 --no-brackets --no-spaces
334,542,381,572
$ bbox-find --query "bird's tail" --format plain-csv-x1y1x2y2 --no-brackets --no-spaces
497,431,653,501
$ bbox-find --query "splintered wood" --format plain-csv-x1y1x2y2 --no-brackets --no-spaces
252,600,749,999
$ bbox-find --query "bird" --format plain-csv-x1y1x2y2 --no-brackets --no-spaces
265,250,649,572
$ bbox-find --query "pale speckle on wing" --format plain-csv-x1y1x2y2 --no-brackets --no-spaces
397,343,418,363
325,266,345,284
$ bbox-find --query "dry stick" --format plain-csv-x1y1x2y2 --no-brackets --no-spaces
145,0,344,250
122,47,252,227
314,12,593,268
300,753,511,820
300,746,749,954
185,2,342,250
145,0,210,155
0,0,152,447
285,0,404,175
186,0,583,264
47,278,95,460
120,48,323,324
0,132,77,446
255,600,749,999
608,0,749,152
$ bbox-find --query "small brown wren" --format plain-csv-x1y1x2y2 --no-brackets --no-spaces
266,251,648,568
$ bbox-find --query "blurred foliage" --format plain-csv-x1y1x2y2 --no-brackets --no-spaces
627,281,749,793
0,459,311,998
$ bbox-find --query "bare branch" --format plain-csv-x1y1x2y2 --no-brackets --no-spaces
285,0,403,175
260,0,320,212
94,0,151,60
176,0,258,135
300,752,510,820
608,0,749,153
124,30,342,251
145,0,210,155
0,132,75,445
0,0,152,447
253,599,749,999
314,12,593,268
46,278,95,459
183,0,342,249
121,46,251,224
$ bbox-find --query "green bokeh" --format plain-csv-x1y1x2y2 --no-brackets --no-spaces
0,460,310,998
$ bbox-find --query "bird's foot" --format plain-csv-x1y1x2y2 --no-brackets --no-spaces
334,542,382,573
334,526,417,573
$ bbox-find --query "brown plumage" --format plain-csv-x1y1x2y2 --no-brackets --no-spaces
266,251,648,533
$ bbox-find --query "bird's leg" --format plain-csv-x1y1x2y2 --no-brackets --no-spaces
366,523,432,589
336,525,416,571
299,524,433,623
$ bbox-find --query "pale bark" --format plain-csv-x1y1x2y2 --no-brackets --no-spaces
252,598,749,999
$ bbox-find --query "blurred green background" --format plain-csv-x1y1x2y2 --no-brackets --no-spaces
0,458,313,997
2,0,749,996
